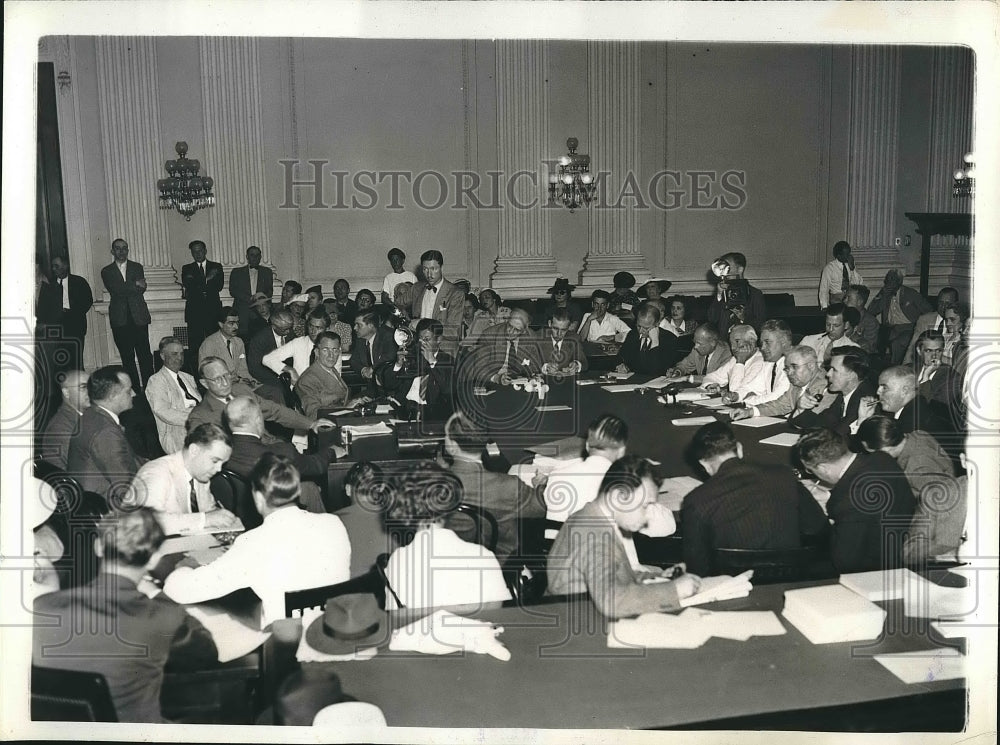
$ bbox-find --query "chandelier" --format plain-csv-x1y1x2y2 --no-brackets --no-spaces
548,137,596,211
952,152,975,198
157,141,215,220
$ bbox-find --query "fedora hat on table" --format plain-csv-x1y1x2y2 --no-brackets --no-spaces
304,592,392,656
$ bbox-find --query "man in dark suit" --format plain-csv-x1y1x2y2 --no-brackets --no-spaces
539,308,589,377
913,330,965,430
866,269,933,364
39,255,94,371
181,240,224,369
791,348,875,437
616,302,678,375
66,366,144,505
443,410,545,560
350,310,399,394
40,369,90,469
858,365,956,457
246,309,295,404
409,249,465,355
797,428,916,572
706,252,766,337
223,396,334,514
681,422,829,576
32,508,217,722
461,307,544,386
903,287,958,364
229,245,275,339
381,318,455,420
100,239,154,390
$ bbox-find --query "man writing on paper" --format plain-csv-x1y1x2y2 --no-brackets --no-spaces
127,423,240,535
680,422,829,576
547,456,700,619
667,323,732,383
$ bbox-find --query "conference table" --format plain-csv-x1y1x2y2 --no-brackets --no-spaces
277,578,966,730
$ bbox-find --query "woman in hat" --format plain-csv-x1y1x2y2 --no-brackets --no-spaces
638,278,672,302
382,461,510,611
544,277,583,329
608,271,640,315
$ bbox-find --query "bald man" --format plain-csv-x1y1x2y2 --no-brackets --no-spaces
856,365,950,442
729,345,828,420
668,323,732,382
41,369,90,469
463,307,544,385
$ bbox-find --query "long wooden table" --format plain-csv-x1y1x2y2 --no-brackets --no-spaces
283,579,966,730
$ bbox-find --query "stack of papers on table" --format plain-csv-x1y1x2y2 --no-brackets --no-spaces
673,388,710,402
608,608,785,649
642,375,675,389
342,421,393,437
759,432,801,447
680,570,755,607
670,415,717,426
731,416,787,427
601,383,645,393
839,568,923,601
782,584,886,644
873,648,965,684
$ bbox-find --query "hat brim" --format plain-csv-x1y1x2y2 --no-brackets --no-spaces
547,283,577,293
638,280,672,297
304,607,393,656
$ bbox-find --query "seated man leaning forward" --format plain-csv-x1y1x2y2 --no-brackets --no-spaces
163,453,351,628
128,423,241,536
547,455,700,619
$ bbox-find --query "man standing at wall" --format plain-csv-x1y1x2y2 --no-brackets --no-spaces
100,239,154,391
409,250,465,355
818,241,863,309
181,240,224,370
229,245,274,339
40,255,93,373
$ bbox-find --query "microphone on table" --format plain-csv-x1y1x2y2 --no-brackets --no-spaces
662,382,684,404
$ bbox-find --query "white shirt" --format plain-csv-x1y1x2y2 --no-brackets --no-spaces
818,259,863,308
263,335,343,378
383,270,418,298
116,260,128,281
165,368,200,408
59,277,70,310
164,507,351,628
703,350,768,400
248,266,258,293
579,312,631,342
659,319,689,336
800,332,860,362
420,279,445,320
96,405,121,427
128,452,217,535
385,525,511,611
742,356,791,406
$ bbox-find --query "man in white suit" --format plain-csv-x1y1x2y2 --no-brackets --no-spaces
145,336,201,454
409,249,465,355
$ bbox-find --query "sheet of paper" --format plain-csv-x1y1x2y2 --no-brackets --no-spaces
536,404,572,412
670,416,718,426
576,379,601,386
343,422,393,436
643,375,675,389
608,613,712,650
680,570,754,607
731,416,788,427
601,384,644,393
699,397,727,408
873,648,965,685
657,476,703,511
759,432,801,447
327,408,356,416
526,436,586,458
679,608,786,640
185,605,271,663
674,389,709,402
931,621,968,639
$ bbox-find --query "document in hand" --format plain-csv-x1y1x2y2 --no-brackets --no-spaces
185,605,271,663
679,570,755,607
658,476,703,511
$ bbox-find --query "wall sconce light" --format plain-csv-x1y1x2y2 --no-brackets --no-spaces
952,152,975,198
157,141,215,221
548,137,597,212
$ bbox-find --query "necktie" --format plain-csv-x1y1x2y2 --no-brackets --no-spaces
199,262,206,280
553,340,562,358
701,354,709,376
770,363,778,392
176,373,198,402
841,263,850,294
937,318,945,332
226,338,233,358
189,480,199,513
309,349,317,366
503,340,513,368
367,339,374,365
640,336,651,352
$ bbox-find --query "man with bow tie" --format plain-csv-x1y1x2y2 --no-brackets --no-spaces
409,250,465,355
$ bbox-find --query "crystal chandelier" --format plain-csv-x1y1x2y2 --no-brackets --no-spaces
548,137,596,211
157,141,215,220
952,152,975,198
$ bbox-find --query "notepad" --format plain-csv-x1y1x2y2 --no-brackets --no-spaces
731,416,787,427
759,432,801,447
601,384,645,393
680,570,754,607
670,416,717,426
873,648,965,684
658,476,703,511
699,397,727,408
674,390,710,402
840,568,923,602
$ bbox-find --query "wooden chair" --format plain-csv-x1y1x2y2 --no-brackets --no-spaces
283,554,395,618
501,517,565,607
713,544,835,584
451,503,500,554
211,468,262,530
31,666,117,722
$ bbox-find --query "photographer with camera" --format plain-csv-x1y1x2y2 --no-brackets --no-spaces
706,252,766,337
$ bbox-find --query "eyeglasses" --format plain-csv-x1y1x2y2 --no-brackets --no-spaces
205,372,232,385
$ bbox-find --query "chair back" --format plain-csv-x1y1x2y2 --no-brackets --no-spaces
713,544,833,584
31,666,117,722
279,371,304,413
284,554,393,618
501,517,564,607
211,469,262,530
451,503,499,554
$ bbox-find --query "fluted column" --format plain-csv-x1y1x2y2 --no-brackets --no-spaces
200,38,271,269
579,41,649,287
491,40,558,294
927,48,974,231
95,37,177,298
845,46,901,261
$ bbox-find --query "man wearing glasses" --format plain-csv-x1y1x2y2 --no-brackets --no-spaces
247,309,295,404
186,357,334,445
295,332,351,418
